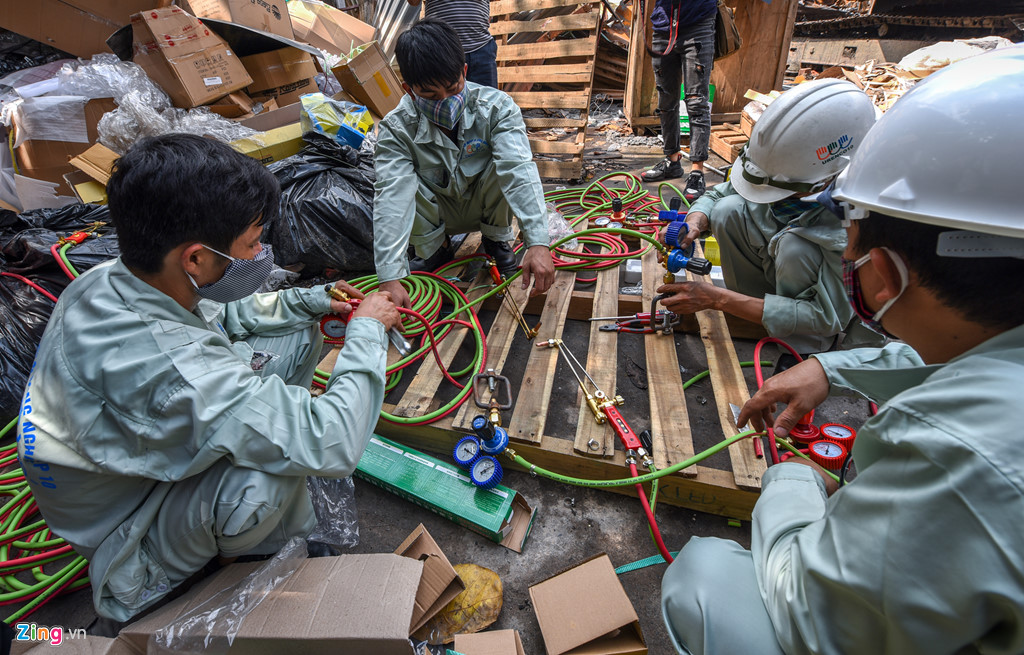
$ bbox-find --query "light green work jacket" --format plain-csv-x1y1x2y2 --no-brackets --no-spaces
372,82,549,282
752,327,1024,654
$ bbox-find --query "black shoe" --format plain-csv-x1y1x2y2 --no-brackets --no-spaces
772,353,800,377
306,539,341,558
683,171,706,203
409,241,455,273
641,158,684,182
482,237,518,277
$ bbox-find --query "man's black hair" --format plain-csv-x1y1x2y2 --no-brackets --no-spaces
107,134,280,275
395,19,465,89
853,211,1024,330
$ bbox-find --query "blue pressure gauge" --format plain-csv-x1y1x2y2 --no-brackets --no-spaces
453,436,481,469
470,455,503,489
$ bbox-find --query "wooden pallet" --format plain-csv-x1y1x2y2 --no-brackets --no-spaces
491,0,603,181
709,124,749,163
338,236,770,520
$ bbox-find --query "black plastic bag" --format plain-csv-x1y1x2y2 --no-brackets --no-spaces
267,133,376,277
0,273,61,427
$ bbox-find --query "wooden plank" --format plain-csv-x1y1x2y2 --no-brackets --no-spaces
641,249,697,475
528,139,584,155
491,12,601,35
623,0,656,127
709,125,747,163
523,117,588,129
491,0,593,16
573,263,619,457
495,37,598,61
535,159,582,179
509,90,590,109
506,269,577,444
498,63,594,85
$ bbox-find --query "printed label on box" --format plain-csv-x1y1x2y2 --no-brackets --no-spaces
204,76,223,86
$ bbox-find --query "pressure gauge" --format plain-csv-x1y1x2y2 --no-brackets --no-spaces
470,455,504,489
820,423,856,450
453,436,481,469
608,221,623,229
808,439,848,471
594,217,611,227
319,315,348,339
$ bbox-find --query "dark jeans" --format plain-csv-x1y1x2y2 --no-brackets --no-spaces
652,14,716,162
466,37,498,88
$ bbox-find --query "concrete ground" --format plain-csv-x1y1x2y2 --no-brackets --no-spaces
11,155,870,654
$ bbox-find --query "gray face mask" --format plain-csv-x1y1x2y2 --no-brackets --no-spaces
187,244,274,304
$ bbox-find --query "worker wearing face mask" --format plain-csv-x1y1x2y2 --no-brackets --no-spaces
372,18,555,309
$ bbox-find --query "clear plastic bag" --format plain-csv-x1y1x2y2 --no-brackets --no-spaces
546,202,577,251
56,54,170,110
306,475,360,548
300,93,374,150
148,537,307,654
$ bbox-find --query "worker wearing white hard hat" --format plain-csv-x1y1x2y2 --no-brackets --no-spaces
657,78,883,359
662,45,1024,655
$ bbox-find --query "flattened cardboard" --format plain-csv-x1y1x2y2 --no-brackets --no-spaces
15,635,134,655
241,47,317,108
68,143,120,186
330,41,405,118
231,101,303,164
129,7,252,108
288,0,375,56
455,629,527,655
63,170,108,205
117,554,422,655
394,523,465,634
183,0,294,39
529,554,647,655
0,0,153,59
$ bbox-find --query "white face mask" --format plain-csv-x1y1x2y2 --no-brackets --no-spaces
187,244,274,304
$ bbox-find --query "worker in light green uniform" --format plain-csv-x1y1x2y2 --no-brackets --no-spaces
16,135,400,622
658,79,882,355
373,19,554,310
662,47,1024,654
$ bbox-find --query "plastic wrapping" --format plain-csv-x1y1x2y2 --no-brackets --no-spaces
56,54,171,109
266,132,376,277
306,475,360,548
300,93,373,149
546,202,578,251
149,537,308,655
8,96,93,147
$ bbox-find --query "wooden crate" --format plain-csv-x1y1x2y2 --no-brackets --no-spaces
337,235,770,520
709,124,749,163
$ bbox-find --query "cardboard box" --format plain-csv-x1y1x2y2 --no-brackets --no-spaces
231,101,305,164
130,7,252,108
288,0,375,56
0,0,154,59
63,170,109,205
182,0,294,40
241,47,318,108
355,435,535,552
529,554,647,655
11,97,117,196
454,629,527,655
207,90,270,119
331,41,405,119
395,524,465,634
68,142,120,186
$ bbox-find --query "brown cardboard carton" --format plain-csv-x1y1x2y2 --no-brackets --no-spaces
394,524,465,634
331,41,405,119
454,629,527,655
287,0,374,56
0,0,154,58
12,97,117,196
182,0,294,39
232,101,304,164
68,143,120,186
130,7,252,108
529,554,647,655
117,554,423,655
241,47,318,108
207,90,269,119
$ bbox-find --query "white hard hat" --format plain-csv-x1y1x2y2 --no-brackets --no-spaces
832,44,1024,245
730,78,877,204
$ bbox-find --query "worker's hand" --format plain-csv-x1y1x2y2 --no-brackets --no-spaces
407,0,422,6
520,245,555,296
378,279,411,309
659,211,706,250
782,458,841,497
328,280,365,315
353,291,401,331
655,280,720,314
736,358,831,439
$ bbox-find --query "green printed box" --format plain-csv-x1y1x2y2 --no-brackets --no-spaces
355,435,536,552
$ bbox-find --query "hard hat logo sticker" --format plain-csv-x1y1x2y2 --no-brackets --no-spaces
816,134,853,164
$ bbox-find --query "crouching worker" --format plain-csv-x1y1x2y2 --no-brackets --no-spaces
373,18,555,309
657,79,883,362
16,134,400,622
662,47,1024,654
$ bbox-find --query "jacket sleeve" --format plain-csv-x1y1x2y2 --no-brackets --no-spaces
813,343,925,399
373,120,420,282
489,97,549,248
221,287,333,340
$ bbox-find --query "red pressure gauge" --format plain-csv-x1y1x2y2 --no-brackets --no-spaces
820,423,857,450
808,439,848,471
320,314,348,342
788,411,821,445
